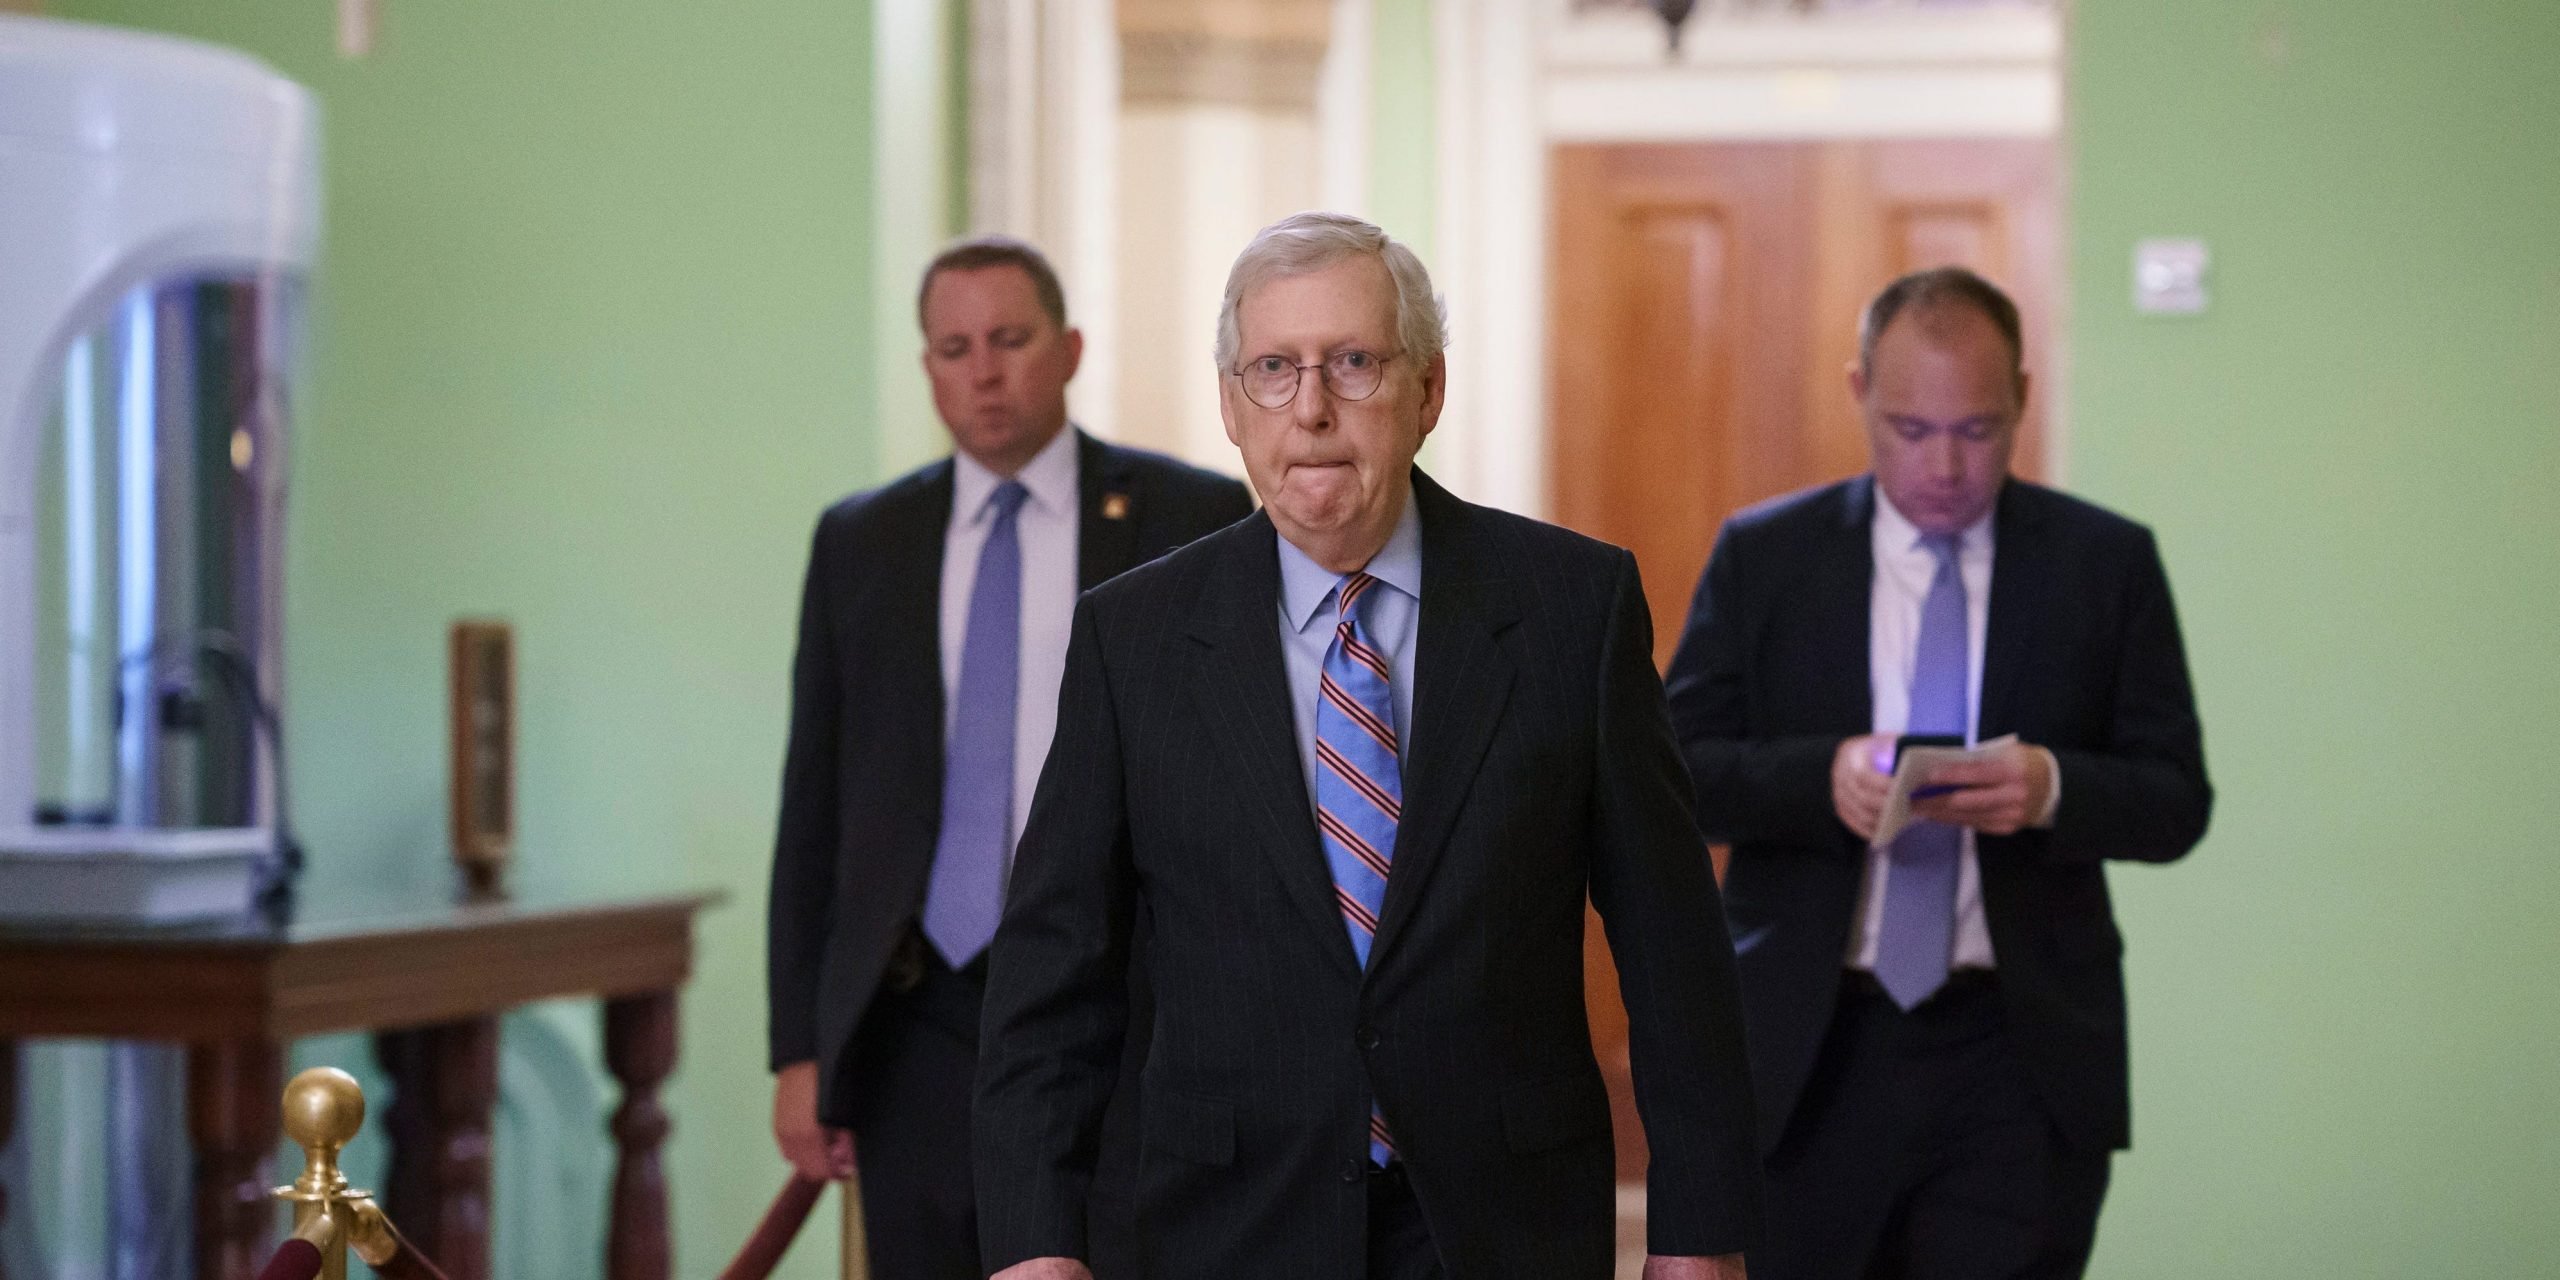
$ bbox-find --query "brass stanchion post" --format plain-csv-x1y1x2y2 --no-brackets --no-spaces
273,1067,371,1280
270,1067,451,1280
838,1177,869,1280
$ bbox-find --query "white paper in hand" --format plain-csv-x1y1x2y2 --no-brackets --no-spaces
1872,734,2018,846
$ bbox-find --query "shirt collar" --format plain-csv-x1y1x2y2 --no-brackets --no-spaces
1871,482,1993,559
1278,481,1424,633
953,423,1080,524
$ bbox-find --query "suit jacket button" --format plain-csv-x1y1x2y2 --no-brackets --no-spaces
1341,1157,1366,1183
1356,1026,1382,1051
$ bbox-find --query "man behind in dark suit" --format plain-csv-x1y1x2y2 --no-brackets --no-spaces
766,235,1252,1279
1665,267,2212,1280
975,212,1761,1280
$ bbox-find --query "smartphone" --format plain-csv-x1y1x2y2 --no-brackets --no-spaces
1895,733,1967,799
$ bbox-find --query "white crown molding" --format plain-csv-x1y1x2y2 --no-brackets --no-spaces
1545,6,2059,71
1545,64,2058,139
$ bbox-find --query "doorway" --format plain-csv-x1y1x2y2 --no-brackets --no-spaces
1549,136,2058,1180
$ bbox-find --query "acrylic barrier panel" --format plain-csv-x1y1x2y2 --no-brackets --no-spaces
26,273,295,831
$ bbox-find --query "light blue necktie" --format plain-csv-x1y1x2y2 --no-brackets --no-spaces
922,480,1028,969
1874,533,1968,1010
1313,571,1402,1166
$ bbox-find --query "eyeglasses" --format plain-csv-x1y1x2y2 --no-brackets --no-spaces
1229,349,1399,410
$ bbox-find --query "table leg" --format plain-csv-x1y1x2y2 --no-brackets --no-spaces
0,1037,15,1280
604,991,676,1280
186,1038,282,1280
373,1018,498,1280
374,1027,431,1251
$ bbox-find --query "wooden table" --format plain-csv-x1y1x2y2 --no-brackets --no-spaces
0,886,719,1280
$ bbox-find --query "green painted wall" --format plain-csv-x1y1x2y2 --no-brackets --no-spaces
2068,1,2560,1273
1369,0,1437,262
36,1,899,1276
20,1,2557,1276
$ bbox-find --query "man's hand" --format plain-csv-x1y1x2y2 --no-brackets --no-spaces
991,1260,1094,1280
772,1060,857,1181
1910,740,2057,837
1831,733,1897,842
1644,1253,1748,1280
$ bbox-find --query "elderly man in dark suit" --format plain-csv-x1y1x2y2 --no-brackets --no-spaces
975,212,1762,1280
766,235,1251,1280
1665,267,2212,1280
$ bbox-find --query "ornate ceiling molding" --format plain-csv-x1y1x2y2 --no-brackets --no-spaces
1119,0,1332,112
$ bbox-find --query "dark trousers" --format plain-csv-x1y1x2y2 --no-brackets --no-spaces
842,947,987,1280
1367,1163,1445,1280
844,936,1151,1280
1756,972,2111,1280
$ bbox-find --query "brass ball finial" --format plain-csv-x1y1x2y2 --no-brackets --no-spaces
281,1066,367,1155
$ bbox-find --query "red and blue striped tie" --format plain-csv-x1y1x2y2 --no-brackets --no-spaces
1315,571,1401,1166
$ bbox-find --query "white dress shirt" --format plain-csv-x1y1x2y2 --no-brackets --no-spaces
942,425,1081,854
1847,488,1999,972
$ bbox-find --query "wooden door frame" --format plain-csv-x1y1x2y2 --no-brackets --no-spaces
1429,0,2070,522
1545,133,2062,1183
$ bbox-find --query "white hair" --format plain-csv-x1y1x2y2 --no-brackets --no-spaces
1213,211,1449,371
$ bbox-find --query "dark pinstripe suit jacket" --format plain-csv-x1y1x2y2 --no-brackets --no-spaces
976,471,1764,1279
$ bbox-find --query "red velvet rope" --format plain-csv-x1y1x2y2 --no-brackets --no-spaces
262,1175,822,1280
370,1217,455,1280
716,1175,830,1280
254,1239,324,1280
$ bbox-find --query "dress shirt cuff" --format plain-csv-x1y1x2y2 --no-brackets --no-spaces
2033,746,2063,828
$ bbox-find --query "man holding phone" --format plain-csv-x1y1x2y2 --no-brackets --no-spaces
1665,267,2212,1279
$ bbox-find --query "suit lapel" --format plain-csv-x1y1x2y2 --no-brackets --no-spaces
1369,475,1518,973
1075,430,1143,591
1818,476,1878,736
1183,516,1361,979
893,462,959,812
1978,480,2046,739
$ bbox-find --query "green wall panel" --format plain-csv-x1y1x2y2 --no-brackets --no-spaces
2068,1,2560,1273
20,1,2560,1276
1370,0,1438,261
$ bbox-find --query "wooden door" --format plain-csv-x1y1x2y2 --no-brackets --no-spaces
1549,138,2056,1180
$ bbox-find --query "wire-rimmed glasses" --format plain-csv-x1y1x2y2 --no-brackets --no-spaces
1229,349,1400,410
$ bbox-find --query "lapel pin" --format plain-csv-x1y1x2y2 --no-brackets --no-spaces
1102,492,1130,521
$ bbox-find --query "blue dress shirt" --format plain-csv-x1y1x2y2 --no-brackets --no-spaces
1275,485,1423,817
